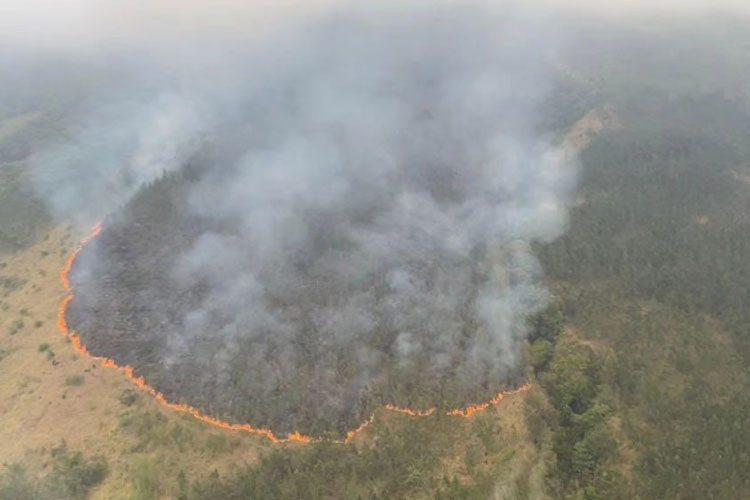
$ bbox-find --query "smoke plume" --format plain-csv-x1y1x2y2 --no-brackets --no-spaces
21,1,580,433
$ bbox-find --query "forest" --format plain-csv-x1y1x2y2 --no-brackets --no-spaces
2,11,750,500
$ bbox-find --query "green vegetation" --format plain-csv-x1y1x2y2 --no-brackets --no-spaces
0,348,12,363
7,319,23,335
526,311,627,499
186,416,515,500
0,116,51,254
0,442,107,500
119,410,197,452
64,375,85,386
129,457,162,500
0,277,24,295
119,388,139,407
203,434,237,457
521,19,750,499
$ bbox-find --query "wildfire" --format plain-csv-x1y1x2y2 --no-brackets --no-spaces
445,384,531,417
60,222,101,292
58,223,531,444
384,404,436,417
345,415,375,442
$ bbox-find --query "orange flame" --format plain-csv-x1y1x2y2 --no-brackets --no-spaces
346,414,375,442
58,223,531,444
445,384,531,417
61,222,102,292
384,404,436,417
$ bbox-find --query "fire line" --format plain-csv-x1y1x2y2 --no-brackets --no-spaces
58,223,531,444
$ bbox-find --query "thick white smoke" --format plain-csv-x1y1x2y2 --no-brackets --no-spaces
21,1,583,431
30,93,206,223
158,4,576,385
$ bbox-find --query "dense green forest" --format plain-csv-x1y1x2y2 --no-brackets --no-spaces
526,19,750,500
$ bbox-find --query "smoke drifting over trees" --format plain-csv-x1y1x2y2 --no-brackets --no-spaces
28,2,580,434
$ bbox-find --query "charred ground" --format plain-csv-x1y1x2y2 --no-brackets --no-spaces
66,163,528,437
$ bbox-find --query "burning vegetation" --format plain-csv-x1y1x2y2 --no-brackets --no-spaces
51,4,575,439
62,187,534,440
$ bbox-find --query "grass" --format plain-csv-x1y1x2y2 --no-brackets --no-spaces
204,434,236,456
1,225,268,498
129,456,161,500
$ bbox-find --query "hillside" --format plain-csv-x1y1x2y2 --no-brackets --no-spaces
2,10,750,500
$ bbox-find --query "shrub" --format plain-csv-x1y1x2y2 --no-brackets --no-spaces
0,443,107,500
0,464,35,500
50,441,108,499
119,389,139,407
65,375,85,386
7,319,23,335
